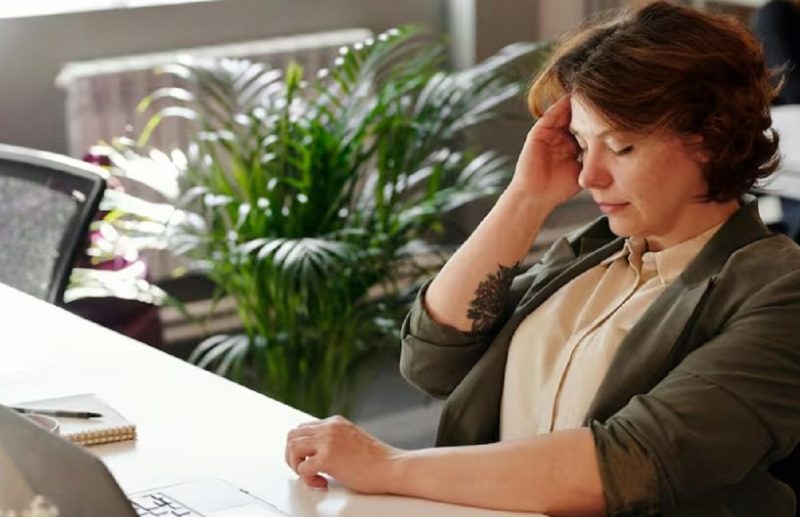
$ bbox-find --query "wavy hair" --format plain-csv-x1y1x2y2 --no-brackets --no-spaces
528,1,782,202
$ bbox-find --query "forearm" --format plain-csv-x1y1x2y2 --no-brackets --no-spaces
386,428,605,515
425,188,553,332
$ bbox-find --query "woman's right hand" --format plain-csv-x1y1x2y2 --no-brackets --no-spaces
507,95,583,210
421,98,580,333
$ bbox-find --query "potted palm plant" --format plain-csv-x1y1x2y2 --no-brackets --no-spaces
70,27,550,417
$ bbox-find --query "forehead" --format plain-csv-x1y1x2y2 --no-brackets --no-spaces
569,95,694,156
569,95,619,137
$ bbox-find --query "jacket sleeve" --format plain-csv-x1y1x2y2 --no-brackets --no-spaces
397,237,572,399
589,270,800,515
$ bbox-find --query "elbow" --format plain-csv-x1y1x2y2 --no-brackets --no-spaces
589,419,662,516
399,346,453,399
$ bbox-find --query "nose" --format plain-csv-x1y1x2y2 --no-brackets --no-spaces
577,149,613,189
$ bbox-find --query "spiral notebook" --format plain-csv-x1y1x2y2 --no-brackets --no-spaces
14,393,137,446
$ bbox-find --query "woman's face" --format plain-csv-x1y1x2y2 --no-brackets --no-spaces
569,95,718,250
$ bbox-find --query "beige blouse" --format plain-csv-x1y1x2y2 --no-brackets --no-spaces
499,223,723,441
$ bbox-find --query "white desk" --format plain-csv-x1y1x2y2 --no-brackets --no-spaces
0,283,541,517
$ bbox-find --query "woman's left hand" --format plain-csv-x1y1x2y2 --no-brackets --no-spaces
285,415,403,493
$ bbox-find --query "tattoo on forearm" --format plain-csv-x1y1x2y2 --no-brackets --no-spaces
466,262,519,333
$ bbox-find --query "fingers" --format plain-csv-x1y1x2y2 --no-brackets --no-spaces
536,94,572,130
285,428,306,469
297,454,322,478
287,435,319,473
288,438,330,490
290,420,322,436
298,455,330,490
284,416,354,485
302,474,328,489
285,419,324,468
534,126,579,151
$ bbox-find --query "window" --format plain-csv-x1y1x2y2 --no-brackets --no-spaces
0,0,215,19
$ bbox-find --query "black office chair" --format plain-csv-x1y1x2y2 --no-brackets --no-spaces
0,144,106,305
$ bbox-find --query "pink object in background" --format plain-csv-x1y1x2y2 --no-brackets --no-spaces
64,152,165,348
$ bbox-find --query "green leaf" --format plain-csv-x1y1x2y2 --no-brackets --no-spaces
65,267,169,305
136,87,195,113
84,26,551,417
137,107,198,147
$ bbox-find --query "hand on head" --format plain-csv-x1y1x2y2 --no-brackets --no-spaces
508,94,582,209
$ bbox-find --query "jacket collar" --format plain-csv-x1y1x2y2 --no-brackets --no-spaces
584,196,772,422
574,194,769,268
679,195,770,285
434,196,772,446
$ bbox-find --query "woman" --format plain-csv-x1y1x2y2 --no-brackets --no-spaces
285,2,800,515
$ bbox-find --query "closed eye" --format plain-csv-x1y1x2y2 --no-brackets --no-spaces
613,145,634,156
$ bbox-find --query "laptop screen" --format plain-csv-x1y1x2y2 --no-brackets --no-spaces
0,405,137,517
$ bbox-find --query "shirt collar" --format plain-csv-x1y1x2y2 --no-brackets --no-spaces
600,236,645,268
600,222,725,285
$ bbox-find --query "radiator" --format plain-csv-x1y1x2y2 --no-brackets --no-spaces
56,28,373,157
56,28,373,282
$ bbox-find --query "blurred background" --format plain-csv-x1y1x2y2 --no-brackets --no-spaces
1,0,793,450
2,0,763,160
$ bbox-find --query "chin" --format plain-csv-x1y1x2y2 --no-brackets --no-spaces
607,216,643,239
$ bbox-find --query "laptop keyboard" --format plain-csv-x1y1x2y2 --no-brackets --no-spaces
129,492,203,516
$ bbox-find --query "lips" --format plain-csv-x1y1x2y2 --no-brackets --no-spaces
596,201,629,214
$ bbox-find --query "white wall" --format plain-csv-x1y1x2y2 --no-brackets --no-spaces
0,0,446,154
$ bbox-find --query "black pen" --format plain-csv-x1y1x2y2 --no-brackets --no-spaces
10,407,103,419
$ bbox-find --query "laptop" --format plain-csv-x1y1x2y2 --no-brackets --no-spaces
0,404,290,516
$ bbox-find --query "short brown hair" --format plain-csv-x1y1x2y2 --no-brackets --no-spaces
528,1,781,202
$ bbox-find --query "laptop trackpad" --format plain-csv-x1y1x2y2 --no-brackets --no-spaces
158,479,287,516
208,503,287,516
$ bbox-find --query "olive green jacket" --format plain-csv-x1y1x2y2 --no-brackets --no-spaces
400,199,800,516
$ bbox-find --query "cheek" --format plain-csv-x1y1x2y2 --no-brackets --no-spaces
616,154,690,208
612,161,663,205
612,168,681,229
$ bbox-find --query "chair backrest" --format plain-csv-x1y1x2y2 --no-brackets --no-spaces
0,144,106,304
